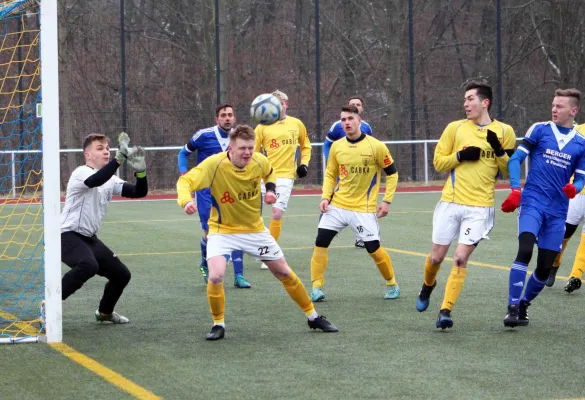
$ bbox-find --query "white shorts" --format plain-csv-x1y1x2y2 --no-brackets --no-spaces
318,205,380,241
261,178,294,212
207,229,284,262
566,193,585,228
432,201,494,246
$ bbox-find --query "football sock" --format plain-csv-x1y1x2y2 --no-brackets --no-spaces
311,246,329,288
553,238,571,267
522,273,546,303
278,269,316,317
269,218,283,242
200,238,208,268
207,281,225,325
569,234,585,279
231,250,244,276
508,262,528,306
424,254,441,286
440,266,467,310
369,247,397,285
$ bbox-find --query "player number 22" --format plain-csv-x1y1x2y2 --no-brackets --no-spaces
258,246,269,256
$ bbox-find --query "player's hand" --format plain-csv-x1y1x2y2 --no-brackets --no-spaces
457,146,481,162
184,201,197,215
486,130,504,156
377,202,390,218
563,183,577,199
501,188,521,213
115,132,131,164
127,146,146,173
264,191,277,205
296,164,308,178
319,199,329,213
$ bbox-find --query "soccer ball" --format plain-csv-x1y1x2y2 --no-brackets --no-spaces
250,94,282,125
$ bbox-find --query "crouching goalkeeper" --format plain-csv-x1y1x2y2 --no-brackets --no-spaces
59,132,148,324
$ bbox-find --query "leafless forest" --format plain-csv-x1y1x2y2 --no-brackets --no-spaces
50,0,585,186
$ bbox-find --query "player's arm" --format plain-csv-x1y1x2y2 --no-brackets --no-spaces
261,157,277,204
321,143,339,202
177,160,213,208
120,147,148,198
323,122,340,162
433,124,462,172
178,133,200,175
489,126,517,178
501,124,540,212
378,145,398,204
297,122,311,178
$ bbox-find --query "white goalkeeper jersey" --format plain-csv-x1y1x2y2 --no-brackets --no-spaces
60,165,125,237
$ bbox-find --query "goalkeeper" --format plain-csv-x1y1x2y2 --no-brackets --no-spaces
60,132,148,324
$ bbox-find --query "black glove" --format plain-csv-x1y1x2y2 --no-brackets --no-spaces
457,146,481,162
296,164,308,178
486,130,504,156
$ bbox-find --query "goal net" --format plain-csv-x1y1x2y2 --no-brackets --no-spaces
0,0,61,344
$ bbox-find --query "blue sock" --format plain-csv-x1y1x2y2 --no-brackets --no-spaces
200,238,208,268
232,250,244,276
508,262,528,306
522,273,546,303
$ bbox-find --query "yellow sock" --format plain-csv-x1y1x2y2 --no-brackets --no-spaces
207,282,225,325
424,254,441,286
311,246,329,288
269,218,283,242
279,269,316,317
553,238,571,267
569,234,585,279
369,247,397,286
440,266,467,310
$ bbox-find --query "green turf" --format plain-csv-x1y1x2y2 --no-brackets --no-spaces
3,192,585,399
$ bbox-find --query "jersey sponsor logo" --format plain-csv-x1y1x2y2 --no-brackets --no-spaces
270,139,280,148
237,190,259,200
220,191,235,203
350,166,371,174
383,155,392,166
543,148,572,169
281,138,298,145
340,164,349,177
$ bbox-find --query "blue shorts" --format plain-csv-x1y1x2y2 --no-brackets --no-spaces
518,205,565,251
196,189,212,231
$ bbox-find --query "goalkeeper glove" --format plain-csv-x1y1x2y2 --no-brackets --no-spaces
127,146,146,175
563,183,577,199
115,132,131,164
501,188,521,213
457,146,481,162
486,130,505,157
296,164,308,178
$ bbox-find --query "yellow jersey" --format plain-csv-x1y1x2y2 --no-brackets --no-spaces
177,152,275,234
323,134,398,213
434,119,517,207
254,116,311,179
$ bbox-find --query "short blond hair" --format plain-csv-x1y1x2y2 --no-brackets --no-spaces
229,124,255,142
272,90,288,102
555,88,581,108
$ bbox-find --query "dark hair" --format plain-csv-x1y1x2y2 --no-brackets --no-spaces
215,103,234,117
82,133,109,151
229,124,255,141
464,81,493,112
555,88,581,108
341,105,360,114
348,96,365,107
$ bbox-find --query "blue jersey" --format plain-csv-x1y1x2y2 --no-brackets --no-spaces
178,125,230,173
519,122,585,217
323,120,372,162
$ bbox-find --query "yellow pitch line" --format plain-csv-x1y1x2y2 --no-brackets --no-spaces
116,244,572,281
50,343,161,400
